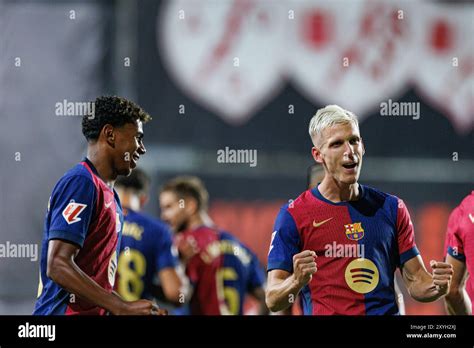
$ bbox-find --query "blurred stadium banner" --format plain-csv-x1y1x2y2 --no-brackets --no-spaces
158,0,473,131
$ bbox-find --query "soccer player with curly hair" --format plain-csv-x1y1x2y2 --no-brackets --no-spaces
34,96,165,315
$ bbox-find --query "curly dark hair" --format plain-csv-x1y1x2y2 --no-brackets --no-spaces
115,168,150,193
82,96,151,141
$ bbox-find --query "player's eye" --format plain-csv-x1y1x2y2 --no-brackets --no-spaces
350,138,360,145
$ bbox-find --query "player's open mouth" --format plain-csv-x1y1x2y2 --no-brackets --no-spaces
342,162,357,169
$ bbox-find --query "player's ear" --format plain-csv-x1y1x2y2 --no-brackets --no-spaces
185,198,199,215
361,138,366,156
139,193,149,208
102,124,115,147
312,146,324,164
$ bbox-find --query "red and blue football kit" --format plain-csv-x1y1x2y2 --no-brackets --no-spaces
267,184,419,315
34,158,123,315
117,208,178,301
181,226,265,315
444,191,474,313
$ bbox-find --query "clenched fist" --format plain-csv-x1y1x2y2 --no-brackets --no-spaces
430,260,453,296
293,250,317,287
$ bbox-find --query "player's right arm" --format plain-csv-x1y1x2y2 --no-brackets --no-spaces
152,226,192,305
265,207,317,312
46,174,162,315
266,251,317,312
47,239,160,315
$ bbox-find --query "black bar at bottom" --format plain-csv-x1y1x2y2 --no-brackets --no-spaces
0,315,472,346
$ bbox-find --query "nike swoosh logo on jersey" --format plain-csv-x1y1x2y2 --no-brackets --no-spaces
313,217,333,228
105,201,113,209
469,213,474,224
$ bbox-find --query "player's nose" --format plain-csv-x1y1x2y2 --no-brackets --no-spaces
138,142,146,155
343,142,355,158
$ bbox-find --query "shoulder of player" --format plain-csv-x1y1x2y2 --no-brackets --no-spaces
54,167,96,191
219,230,246,248
459,192,474,213
360,184,400,208
280,189,314,212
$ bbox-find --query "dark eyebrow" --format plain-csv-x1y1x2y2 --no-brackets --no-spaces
328,138,343,146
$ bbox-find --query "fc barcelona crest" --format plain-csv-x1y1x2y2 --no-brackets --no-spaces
344,222,364,241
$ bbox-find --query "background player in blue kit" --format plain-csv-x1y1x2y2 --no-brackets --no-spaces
34,96,166,315
160,176,268,315
115,168,191,307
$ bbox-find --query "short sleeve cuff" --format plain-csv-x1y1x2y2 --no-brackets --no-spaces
400,246,420,265
49,230,85,248
447,246,466,262
267,260,293,273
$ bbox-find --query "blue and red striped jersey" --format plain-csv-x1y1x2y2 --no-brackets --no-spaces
182,226,265,315
117,208,178,301
34,158,123,315
267,184,419,315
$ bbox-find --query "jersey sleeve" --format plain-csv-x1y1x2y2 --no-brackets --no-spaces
48,174,96,248
396,198,420,266
267,207,301,273
247,251,266,292
444,207,465,261
154,224,179,271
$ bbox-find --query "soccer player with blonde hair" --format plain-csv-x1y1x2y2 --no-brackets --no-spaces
266,105,453,315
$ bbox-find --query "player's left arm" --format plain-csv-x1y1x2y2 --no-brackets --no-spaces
247,251,269,315
394,276,406,315
153,227,192,305
154,265,191,306
401,256,453,302
443,205,471,314
396,198,452,302
249,286,269,315
444,254,471,315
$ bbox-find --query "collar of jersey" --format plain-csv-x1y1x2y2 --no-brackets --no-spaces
82,157,114,192
311,183,366,206
83,157,99,176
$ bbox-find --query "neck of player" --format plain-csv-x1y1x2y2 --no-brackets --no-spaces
188,212,214,230
318,176,360,203
86,147,117,186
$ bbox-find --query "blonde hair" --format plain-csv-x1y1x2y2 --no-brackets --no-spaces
308,105,359,146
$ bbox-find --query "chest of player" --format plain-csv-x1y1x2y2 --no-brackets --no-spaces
86,182,122,245
293,206,397,258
